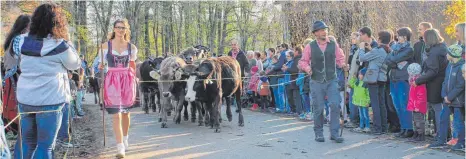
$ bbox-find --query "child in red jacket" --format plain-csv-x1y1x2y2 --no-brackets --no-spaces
407,63,427,141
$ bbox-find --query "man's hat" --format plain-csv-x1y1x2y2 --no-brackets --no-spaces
312,21,329,33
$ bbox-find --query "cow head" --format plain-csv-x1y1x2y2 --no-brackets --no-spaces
179,47,202,65
185,60,215,102
156,57,186,98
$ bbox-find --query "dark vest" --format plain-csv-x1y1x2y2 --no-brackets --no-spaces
310,40,337,82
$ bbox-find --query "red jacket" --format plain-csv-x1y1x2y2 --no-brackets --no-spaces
407,78,427,114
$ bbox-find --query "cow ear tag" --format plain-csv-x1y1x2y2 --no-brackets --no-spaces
204,79,213,85
150,71,160,80
175,70,182,80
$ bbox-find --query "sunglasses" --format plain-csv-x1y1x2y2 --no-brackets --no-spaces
115,26,126,30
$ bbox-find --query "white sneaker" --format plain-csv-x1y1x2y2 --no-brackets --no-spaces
116,143,125,158
123,136,129,150
124,139,129,150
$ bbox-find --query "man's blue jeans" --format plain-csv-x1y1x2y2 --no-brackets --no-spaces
390,81,413,130
14,104,63,159
58,103,71,141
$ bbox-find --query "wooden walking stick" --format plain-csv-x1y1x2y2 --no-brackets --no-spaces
100,40,107,147
340,46,349,137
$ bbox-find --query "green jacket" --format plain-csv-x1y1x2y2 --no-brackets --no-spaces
349,77,371,107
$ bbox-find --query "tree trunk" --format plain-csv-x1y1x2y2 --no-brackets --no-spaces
219,5,229,56
144,5,150,58
178,3,183,51
216,4,223,55
197,2,202,45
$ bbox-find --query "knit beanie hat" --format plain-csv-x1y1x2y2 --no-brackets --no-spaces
448,44,463,59
407,63,422,76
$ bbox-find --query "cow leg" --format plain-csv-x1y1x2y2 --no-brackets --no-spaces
161,99,170,128
174,97,184,124
236,90,244,127
213,95,222,133
156,91,161,114
205,101,212,127
150,92,157,113
143,91,149,114
190,101,197,123
196,102,204,126
225,97,233,122
183,101,189,121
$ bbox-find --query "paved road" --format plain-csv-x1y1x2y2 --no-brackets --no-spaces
90,97,463,159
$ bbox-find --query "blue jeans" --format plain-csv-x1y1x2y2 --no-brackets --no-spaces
390,81,412,130
452,108,465,145
58,103,71,141
75,90,84,115
358,106,370,129
14,104,63,159
437,104,451,144
301,94,310,113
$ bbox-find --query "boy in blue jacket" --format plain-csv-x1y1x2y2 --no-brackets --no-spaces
429,44,465,150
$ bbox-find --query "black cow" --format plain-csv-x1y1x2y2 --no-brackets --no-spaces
138,57,164,114
185,56,244,133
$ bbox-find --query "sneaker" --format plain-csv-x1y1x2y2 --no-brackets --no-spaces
363,128,371,133
353,127,363,133
124,138,129,150
60,141,74,148
73,116,82,119
315,136,325,142
451,143,465,152
447,138,458,146
305,113,313,121
427,141,447,149
116,143,125,158
330,136,344,143
298,113,304,120
344,122,357,128
77,112,86,117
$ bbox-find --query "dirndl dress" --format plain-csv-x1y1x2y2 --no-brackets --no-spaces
103,41,137,114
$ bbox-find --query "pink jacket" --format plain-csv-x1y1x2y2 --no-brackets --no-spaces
298,38,346,73
407,78,427,114
248,73,259,92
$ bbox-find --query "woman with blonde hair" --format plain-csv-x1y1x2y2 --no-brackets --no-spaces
99,19,138,158
413,29,449,148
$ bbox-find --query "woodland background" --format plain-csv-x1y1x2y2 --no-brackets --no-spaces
1,0,464,64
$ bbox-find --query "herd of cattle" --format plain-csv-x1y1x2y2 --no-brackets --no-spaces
134,46,244,133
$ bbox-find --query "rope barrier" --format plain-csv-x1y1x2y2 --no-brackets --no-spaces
137,73,309,83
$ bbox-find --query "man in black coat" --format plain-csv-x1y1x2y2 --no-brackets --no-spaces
228,40,249,78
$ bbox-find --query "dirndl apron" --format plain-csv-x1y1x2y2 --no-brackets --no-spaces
103,41,136,110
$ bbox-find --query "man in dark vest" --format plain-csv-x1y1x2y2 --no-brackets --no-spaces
298,21,348,143
228,39,249,78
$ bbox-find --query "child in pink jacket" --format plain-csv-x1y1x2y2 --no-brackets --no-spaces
248,66,260,110
407,63,427,141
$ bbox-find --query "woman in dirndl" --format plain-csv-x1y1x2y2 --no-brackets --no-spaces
98,19,137,158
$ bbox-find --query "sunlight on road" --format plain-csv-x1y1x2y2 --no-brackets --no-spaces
163,149,226,159
261,125,310,136
324,138,378,155
263,117,296,123
269,121,309,128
